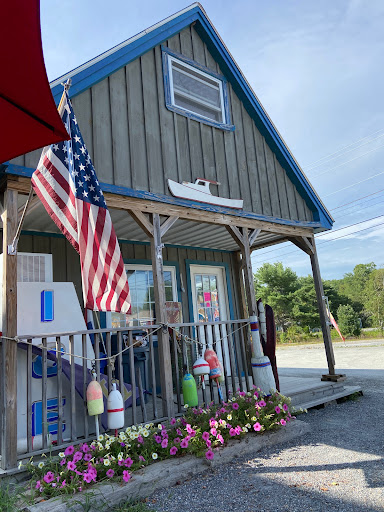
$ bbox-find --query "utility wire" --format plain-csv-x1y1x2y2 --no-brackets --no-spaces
323,170,384,198
303,128,384,170
253,221,384,266
331,188,384,211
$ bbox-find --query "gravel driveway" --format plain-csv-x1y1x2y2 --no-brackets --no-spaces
147,353,384,511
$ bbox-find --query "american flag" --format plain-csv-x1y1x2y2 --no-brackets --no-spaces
31,92,131,313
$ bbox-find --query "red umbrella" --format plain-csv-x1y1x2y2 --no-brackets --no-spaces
0,0,69,164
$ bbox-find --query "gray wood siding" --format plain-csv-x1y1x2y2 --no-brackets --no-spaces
10,26,313,223
17,234,241,321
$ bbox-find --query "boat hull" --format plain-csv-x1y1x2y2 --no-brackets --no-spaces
168,179,243,209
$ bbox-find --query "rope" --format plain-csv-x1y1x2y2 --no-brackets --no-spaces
0,321,251,365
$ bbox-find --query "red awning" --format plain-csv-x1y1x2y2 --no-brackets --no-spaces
0,0,69,165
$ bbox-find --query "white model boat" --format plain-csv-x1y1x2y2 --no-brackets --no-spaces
168,178,243,209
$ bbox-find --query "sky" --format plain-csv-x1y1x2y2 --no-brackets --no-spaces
40,0,384,281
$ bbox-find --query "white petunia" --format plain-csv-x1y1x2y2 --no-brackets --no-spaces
152,453,158,460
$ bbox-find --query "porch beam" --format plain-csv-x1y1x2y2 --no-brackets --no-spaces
249,228,261,247
288,235,315,255
160,216,179,237
150,214,174,419
225,225,244,246
0,189,18,470
5,176,314,238
127,209,153,238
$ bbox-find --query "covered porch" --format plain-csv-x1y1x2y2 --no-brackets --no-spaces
1,174,339,470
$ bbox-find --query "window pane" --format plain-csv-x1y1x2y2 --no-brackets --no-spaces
210,275,217,292
172,68,221,108
174,93,221,122
164,271,172,287
165,287,173,301
203,275,210,292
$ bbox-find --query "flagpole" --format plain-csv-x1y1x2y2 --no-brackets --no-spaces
7,80,72,255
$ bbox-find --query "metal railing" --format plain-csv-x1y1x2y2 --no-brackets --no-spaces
1,319,252,461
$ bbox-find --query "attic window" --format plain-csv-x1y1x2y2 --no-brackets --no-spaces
162,48,234,131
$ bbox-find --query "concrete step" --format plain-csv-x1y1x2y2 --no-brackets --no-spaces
293,385,362,411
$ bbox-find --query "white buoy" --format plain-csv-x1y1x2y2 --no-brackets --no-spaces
193,356,210,389
258,301,267,343
107,382,124,431
250,315,275,394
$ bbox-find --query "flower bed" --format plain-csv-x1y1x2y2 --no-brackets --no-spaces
23,388,294,500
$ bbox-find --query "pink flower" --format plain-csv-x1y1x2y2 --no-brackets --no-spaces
35,481,41,489
205,450,214,460
275,406,281,414
209,419,216,427
106,469,115,478
83,453,92,462
161,429,168,438
170,446,178,455
43,472,55,484
73,451,83,463
64,445,74,456
253,422,262,432
176,428,182,436
67,461,77,471
60,480,66,488
125,457,133,467
122,470,130,483
155,435,162,444
229,428,237,437
137,435,144,444
280,419,286,426
186,424,193,434
190,429,196,437
139,455,146,462
180,439,189,448
283,404,289,412
161,439,168,449
253,390,259,398
239,391,246,397
170,418,176,425
202,431,210,442
60,459,66,466
217,434,224,444
174,437,181,444
83,473,93,484
82,443,90,453
206,440,211,448
118,460,124,466
210,428,217,437
259,400,266,407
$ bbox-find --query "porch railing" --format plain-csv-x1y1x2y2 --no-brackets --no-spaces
0,319,253,462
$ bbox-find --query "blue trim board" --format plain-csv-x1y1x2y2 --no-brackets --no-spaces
4,164,323,231
45,4,332,230
185,260,235,323
123,258,182,303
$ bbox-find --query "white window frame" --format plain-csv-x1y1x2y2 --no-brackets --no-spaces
168,54,227,125
108,264,178,328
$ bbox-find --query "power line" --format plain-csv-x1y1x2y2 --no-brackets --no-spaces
310,141,384,179
323,170,384,198
331,188,384,211
251,215,384,260
253,221,384,266
303,128,384,170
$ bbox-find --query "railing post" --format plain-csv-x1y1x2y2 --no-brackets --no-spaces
0,188,18,469
150,214,174,419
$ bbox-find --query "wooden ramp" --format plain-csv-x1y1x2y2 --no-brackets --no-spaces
279,374,362,410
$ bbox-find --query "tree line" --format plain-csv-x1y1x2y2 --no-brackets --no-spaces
254,262,384,337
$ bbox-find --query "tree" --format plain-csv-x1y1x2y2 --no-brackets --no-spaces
363,268,384,331
254,262,299,331
337,304,361,337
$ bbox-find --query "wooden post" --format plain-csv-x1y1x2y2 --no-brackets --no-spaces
0,188,18,469
309,240,337,378
240,228,258,317
150,214,174,418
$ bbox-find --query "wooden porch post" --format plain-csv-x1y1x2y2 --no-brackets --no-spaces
150,214,174,418
290,236,344,381
0,188,18,469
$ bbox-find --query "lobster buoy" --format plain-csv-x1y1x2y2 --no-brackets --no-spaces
182,373,198,407
86,376,104,416
217,360,225,383
193,357,210,389
204,348,221,380
250,315,275,394
107,382,124,430
204,348,223,401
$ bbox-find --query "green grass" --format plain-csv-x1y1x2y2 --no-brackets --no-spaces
110,500,154,512
0,481,30,512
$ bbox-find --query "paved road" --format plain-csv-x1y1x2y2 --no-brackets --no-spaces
149,341,384,512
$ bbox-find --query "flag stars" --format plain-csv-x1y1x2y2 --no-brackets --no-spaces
74,135,81,143
62,144,67,153
80,146,86,154
84,174,91,181
79,164,85,172
82,191,88,198
78,180,83,187
74,153,80,160
94,196,99,202
53,144,59,151
89,185,95,192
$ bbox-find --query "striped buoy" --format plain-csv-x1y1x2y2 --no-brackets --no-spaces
193,357,210,389
250,315,275,394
